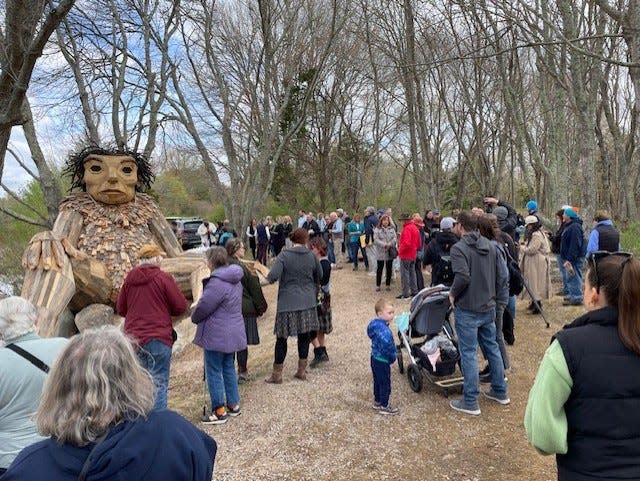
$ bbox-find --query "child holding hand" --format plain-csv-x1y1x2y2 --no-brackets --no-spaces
367,298,399,415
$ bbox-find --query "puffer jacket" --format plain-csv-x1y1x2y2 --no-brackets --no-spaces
192,264,247,353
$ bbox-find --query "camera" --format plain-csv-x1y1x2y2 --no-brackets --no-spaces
484,203,493,214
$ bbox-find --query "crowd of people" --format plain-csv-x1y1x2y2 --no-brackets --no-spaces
1,197,636,481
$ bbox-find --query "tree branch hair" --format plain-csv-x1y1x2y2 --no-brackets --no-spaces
64,145,155,192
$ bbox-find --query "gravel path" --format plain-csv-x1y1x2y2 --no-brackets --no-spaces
171,264,569,480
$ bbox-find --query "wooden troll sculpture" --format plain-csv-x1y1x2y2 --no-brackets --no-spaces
21,146,208,336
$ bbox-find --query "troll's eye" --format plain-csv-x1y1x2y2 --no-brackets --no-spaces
122,166,133,174
90,165,102,172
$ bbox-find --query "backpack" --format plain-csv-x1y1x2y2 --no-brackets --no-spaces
506,253,524,296
437,254,454,285
217,231,233,246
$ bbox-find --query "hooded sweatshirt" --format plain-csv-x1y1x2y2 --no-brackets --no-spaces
449,231,507,312
0,410,217,481
117,264,188,348
267,246,322,313
192,264,246,353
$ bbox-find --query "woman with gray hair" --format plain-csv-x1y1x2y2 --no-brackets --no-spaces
0,296,67,475
0,326,217,480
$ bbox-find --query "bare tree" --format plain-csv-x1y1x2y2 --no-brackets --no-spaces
0,0,76,180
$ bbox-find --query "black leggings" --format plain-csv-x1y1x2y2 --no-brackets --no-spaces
236,348,248,371
274,332,313,364
376,259,393,287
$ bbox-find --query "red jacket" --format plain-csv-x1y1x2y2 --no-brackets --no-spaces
117,264,188,347
398,220,421,260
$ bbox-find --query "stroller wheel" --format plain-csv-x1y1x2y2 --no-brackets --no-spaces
397,348,404,374
407,364,423,393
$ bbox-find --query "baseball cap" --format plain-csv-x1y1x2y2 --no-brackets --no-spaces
440,217,456,230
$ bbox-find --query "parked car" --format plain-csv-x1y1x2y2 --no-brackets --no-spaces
166,217,204,249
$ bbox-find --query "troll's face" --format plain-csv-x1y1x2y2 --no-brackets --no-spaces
82,154,138,204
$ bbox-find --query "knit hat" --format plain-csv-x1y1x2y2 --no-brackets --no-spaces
563,208,578,219
524,215,538,226
493,206,508,221
440,217,456,230
137,244,166,259
526,200,538,212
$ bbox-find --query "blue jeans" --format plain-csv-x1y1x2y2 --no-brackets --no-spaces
454,307,507,406
371,357,391,407
350,241,369,269
493,303,510,370
507,295,516,321
138,339,172,410
565,258,584,302
327,242,336,264
204,350,240,410
556,254,568,295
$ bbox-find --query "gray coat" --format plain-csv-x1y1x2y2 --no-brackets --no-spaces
267,246,322,313
449,231,508,312
374,226,398,261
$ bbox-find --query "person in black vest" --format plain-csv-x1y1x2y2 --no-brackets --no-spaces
586,209,620,257
525,251,640,481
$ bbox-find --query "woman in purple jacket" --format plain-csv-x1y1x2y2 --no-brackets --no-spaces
192,247,247,425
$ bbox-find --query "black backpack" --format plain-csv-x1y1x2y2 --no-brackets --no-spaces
505,251,524,296
437,254,454,285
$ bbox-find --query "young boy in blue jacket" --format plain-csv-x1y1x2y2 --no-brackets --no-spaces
367,298,399,415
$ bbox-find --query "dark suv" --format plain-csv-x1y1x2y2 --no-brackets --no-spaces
166,217,203,250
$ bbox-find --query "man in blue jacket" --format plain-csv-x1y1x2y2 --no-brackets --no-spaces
560,208,586,306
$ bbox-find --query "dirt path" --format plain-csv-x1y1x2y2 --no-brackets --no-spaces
171,264,574,481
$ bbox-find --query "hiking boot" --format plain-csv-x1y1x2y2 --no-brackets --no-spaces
482,389,511,405
378,404,399,415
449,399,481,416
265,363,284,384
372,401,383,410
309,347,323,368
201,409,228,425
385,286,391,291
375,286,381,292
226,404,242,417
294,359,308,380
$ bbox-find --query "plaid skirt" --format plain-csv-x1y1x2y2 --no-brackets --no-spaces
274,307,319,338
317,291,333,334
244,315,260,345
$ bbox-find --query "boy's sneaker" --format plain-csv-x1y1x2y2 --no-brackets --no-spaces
449,399,481,416
226,404,242,417
201,410,228,425
372,401,382,410
482,389,511,405
378,404,399,415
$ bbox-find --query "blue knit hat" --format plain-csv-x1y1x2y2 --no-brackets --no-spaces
564,207,578,219
526,200,538,212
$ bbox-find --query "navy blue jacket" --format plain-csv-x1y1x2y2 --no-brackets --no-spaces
1,410,217,481
554,306,640,481
560,219,586,262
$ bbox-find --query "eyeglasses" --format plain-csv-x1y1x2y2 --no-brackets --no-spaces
588,251,633,291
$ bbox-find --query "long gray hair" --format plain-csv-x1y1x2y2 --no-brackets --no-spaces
0,296,38,343
35,326,155,446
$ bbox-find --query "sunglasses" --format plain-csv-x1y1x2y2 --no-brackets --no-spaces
588,250,633,291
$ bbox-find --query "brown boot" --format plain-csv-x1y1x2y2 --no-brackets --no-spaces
265,363,283,384
294,359,308,380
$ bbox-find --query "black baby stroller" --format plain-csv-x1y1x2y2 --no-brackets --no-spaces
396,285,463,395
